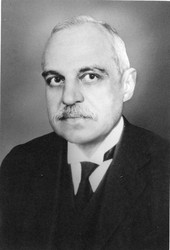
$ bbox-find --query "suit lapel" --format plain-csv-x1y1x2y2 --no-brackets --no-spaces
47,134,68,246
90,119,151,248
32,133,68,248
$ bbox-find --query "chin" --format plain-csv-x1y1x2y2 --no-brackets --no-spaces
50,119,98,144
62,133,92,144
56,128,97,145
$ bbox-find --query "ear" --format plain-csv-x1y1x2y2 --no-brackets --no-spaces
121,68,137,102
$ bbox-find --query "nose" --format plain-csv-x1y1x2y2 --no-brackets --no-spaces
62,82,84,105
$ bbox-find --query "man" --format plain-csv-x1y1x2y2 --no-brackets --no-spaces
0,16,169,250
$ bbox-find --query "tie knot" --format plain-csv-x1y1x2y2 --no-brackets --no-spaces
80,162,99,180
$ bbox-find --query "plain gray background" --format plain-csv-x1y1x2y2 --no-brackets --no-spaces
1,0,170,162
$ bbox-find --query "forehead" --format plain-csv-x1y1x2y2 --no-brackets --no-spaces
43,23,115,71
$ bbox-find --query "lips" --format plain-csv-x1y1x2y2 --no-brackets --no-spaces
60,116,90,121
58,112,93,120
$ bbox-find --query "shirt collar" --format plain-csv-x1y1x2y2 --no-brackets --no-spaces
68,116,124,165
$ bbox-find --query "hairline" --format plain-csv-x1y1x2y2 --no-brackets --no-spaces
42,16,130,74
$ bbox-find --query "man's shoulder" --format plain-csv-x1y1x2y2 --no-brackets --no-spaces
124,119,170,168
20,131,63,148
125,118,170,150
122,119,169,184
4,132,62,154
4,132,63,155
1,132,66,175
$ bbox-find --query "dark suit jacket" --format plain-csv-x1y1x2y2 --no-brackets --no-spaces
0,119,169,250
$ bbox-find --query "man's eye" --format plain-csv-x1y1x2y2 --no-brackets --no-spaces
46,76,64,86
82,73,100,83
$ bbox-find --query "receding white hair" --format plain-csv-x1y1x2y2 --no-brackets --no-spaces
43,15,130,74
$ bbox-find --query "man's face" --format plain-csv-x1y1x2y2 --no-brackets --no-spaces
42,24,126,146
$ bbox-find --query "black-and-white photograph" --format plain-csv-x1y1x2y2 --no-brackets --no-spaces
1,1,169,249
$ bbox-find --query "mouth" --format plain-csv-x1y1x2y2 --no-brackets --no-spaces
58,114,93,120
59,116,91,121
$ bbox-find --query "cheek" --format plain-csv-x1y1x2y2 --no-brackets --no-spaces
86,85,122,115
104,84,124,108
46,89,62,112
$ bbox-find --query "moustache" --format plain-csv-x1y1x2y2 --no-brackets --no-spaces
55,104,97,120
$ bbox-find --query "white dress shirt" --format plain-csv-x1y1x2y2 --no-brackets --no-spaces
68,117,124,194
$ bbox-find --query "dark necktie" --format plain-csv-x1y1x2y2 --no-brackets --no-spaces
74,146,116,212
75,161,98,212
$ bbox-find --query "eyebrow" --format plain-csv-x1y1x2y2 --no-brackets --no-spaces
79,66,108,75
41,70,60,78
41,66,109,78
